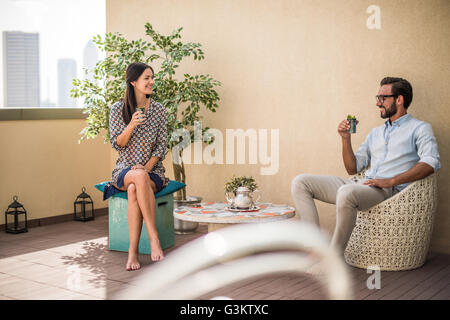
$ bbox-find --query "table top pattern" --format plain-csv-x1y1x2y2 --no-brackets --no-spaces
173,202,295,224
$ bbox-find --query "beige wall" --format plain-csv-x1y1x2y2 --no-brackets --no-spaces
107,0,450,252
0,121,110,221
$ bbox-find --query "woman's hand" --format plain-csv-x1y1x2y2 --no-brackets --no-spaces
131,164,148,172
129,110,146,129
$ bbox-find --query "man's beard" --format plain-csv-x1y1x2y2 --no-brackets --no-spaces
380,101,397,119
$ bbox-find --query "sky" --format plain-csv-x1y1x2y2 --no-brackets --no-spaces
0,0,106,107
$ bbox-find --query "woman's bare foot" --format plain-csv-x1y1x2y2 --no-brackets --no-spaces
150,236,164,261
126,251,141,271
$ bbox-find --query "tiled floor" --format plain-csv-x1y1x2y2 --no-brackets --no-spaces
0,215,449,300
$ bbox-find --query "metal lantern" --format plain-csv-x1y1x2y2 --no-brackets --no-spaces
5,195,28,234
73,187,94,222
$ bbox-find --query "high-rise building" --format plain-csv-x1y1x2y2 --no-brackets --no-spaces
57,58,77,108
83,40,99,84
2,31,40,107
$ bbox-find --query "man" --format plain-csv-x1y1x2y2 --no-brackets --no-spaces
291,77,441,256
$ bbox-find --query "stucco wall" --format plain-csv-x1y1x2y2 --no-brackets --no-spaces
0,121,110,221
107,0,450,253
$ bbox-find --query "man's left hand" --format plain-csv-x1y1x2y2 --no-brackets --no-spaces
363,178,395,189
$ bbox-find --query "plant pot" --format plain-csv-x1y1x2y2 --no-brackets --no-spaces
173,196,202,234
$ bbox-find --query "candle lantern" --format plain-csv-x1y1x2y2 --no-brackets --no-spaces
73,187,94,221
5,196,28,234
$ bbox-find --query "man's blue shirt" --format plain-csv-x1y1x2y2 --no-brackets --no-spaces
355,114,441,191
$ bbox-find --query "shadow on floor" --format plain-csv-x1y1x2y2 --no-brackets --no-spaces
60,241,109,287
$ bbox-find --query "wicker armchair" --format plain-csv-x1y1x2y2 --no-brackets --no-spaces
344,171,438,271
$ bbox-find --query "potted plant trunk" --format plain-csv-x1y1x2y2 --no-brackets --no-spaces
71,23,221,234
171,153,203,234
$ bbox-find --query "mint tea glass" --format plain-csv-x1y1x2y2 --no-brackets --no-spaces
348,118,357,134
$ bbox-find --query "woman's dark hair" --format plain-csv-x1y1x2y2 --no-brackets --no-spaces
380,77,413,109
122,62,154,124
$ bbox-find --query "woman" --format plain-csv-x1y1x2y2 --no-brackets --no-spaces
103,62,169,271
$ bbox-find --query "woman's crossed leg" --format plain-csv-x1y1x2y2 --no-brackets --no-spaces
116,169,164,270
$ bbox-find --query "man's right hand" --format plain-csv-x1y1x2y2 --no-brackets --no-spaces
337,119,358,139
339,118,359,175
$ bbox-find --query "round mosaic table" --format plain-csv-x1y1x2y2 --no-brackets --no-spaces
173,202,296,232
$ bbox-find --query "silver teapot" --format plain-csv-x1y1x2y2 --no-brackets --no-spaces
226,186,261,209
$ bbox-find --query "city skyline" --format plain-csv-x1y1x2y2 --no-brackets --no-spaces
83,40,99,85
3,31,40,107
0,0,105,108
58,58,77,108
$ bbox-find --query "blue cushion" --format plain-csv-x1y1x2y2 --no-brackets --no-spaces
156,180,186,197
94,180,186,200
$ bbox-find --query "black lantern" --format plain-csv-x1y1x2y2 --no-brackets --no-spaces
5,196,28,234
73,187,94,222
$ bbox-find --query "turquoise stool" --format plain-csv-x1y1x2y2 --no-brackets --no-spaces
95,180,185,254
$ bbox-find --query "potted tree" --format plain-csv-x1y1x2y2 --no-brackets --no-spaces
71,23,221,233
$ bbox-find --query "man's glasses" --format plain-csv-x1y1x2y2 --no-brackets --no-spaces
375,95,397,103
